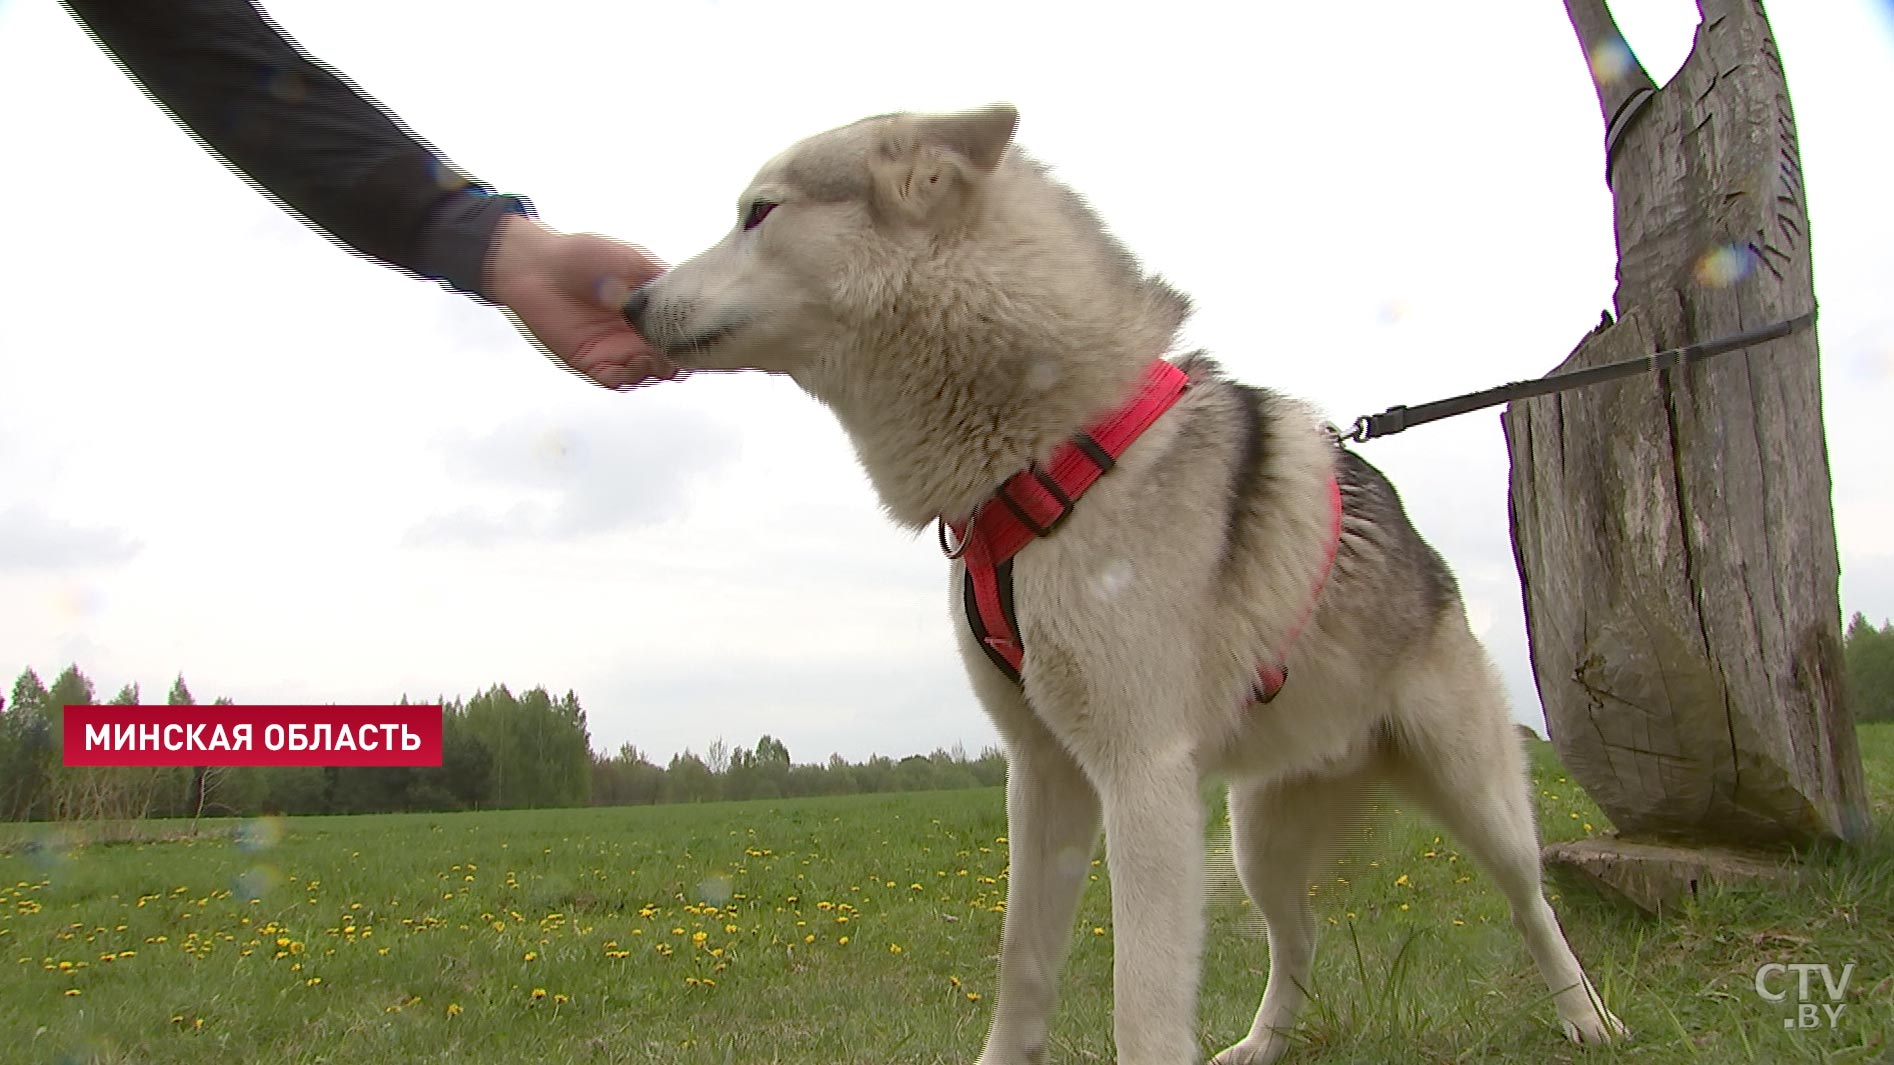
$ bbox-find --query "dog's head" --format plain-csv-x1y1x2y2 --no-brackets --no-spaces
623,104,1021,378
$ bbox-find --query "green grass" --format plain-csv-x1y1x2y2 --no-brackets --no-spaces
3,725,1890,1064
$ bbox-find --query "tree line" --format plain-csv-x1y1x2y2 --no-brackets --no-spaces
0,664,1004,824
1846,613,1894,723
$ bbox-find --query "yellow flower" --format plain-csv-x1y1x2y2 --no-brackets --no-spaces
1393,874,1409,887
64,989,81,997
838,936,850,945
524,951,538,962
889,943,903,954
553,993,569,1004
531,988,547,1000
690,932,707,945
724,924,738,933
1092,927,1106,936
966,991,982,1002
446,1003,462,1017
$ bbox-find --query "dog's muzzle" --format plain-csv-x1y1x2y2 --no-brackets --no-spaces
620,281,655,334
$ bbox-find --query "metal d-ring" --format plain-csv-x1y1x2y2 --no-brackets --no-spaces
938,507,979,560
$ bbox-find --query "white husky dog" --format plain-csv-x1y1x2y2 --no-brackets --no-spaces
624,103,1626,1064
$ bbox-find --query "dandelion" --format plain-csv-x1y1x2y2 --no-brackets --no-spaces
889,943,903,954
691,932,707,945
64,989,81,997
531,988,547,1000
838,936,850,945
1092,927,1106,936
553,993,569,1004
967,992,982,1002
446,1003,463,1017
524,951,537,962
1394,874,1409,887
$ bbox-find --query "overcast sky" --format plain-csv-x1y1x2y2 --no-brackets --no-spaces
1,1,1889,766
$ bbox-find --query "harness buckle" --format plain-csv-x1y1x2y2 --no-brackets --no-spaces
1028,464,1074,536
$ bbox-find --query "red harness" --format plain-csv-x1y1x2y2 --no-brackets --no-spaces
940,359,1345,704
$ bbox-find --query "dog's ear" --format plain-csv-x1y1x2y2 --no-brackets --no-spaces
912,103,1018,173
875,103,1019,222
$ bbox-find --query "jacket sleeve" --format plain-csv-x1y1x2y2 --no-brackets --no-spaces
61,0,527,299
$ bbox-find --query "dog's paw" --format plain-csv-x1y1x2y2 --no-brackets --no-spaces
1210,1034,1290,1065
1561,1005,1630,1047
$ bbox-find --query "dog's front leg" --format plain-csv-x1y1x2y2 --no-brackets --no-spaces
1099,756,1205,1065
977,734,1102,1065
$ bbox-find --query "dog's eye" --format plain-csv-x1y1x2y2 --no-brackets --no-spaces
742,201,777,231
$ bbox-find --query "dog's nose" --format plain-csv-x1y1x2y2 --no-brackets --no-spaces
621,281,654,333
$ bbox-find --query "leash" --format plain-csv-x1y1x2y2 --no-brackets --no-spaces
1341,309,1817,443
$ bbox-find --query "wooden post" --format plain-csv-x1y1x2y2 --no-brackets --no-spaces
1502,0,1868,856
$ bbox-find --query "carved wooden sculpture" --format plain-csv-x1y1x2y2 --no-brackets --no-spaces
1502,0,1867,854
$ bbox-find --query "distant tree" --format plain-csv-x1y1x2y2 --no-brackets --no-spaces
1,668,54,819
1845,613,1894,723
664,750,718,803
49,671,165,823
168,674,220,823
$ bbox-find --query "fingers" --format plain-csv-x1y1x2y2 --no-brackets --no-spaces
496,226,677,391
568,331,679,390
557,232,665,297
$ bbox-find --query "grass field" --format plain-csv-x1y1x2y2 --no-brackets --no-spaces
3,726,1890,1064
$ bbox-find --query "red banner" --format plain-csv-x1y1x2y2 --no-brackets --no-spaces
61,705,443,767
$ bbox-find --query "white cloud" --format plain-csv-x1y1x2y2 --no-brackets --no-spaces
0,506,142,571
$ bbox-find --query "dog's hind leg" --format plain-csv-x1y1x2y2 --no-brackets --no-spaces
975,711,1102,1065
1212,770,1374,1065
1385,625,1628,1047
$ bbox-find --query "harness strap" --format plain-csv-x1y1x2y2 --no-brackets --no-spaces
947,357,1343,708
948,360,1191,564
1251,472,1344,703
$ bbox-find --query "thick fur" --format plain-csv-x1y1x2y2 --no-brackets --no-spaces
630,104,1627,1064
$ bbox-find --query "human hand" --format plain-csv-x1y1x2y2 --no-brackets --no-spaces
486,214,679,389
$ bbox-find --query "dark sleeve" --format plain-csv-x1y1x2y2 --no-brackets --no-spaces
60,0,528,299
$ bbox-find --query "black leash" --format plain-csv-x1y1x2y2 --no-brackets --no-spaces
1342,309,1818,443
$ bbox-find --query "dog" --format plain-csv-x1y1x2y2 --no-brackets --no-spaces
624,103,1627,1064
